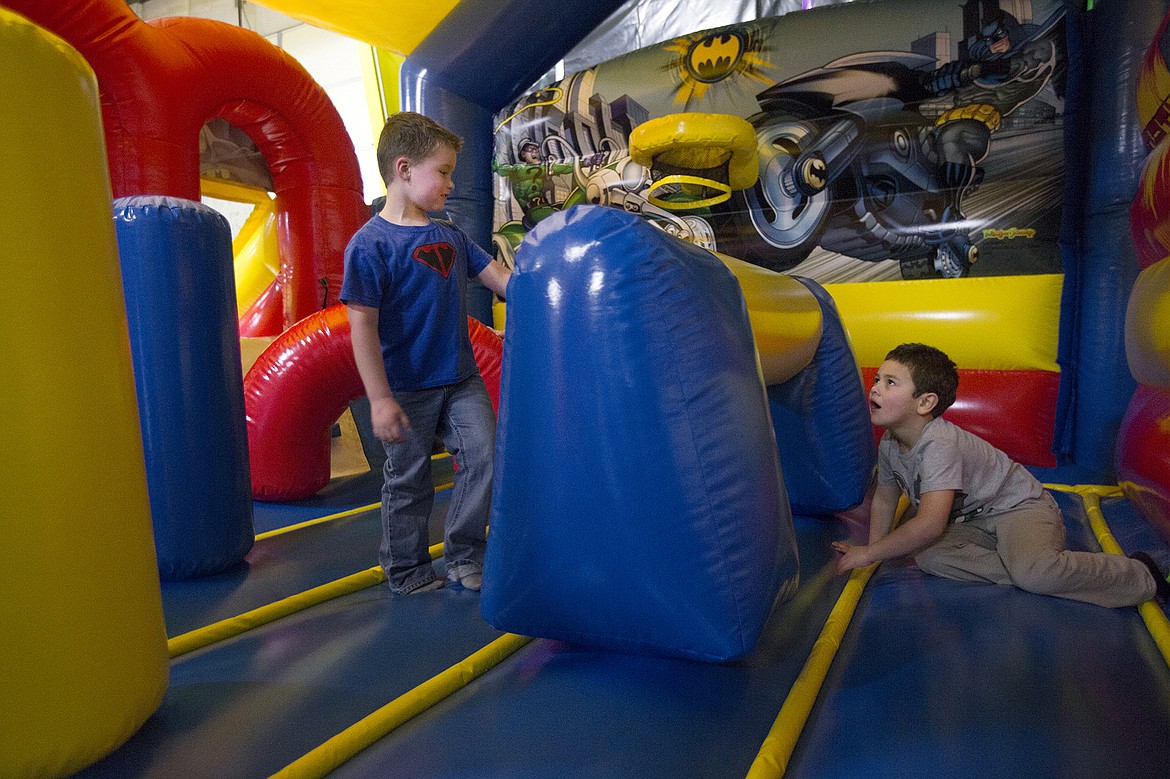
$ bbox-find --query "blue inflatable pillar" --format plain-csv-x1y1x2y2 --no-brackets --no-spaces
1057,0,1159,478
113,196,253,580
483,205,798,662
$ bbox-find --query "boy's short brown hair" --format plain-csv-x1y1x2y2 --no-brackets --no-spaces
885,343,959,417
376,112,463,185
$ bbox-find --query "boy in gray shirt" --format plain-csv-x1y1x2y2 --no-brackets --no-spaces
833,343,1170,607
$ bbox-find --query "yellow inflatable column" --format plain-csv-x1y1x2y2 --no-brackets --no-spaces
0,10,168,776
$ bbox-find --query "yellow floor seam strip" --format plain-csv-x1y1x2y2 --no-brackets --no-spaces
254,504,380,542
255,478,453,542
270,632,535,779
167,540,444,659
746,498,914,778
745,560,879,778
172,476,458,656
1070,485,1170,669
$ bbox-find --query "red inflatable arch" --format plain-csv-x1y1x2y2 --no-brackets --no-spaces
245,306,504,501
7,0,367,333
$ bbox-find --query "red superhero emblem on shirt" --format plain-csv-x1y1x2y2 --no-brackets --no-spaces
413,242,456,278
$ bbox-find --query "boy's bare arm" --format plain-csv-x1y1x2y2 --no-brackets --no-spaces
867,489,952,560
868,481,902,544
476,261,512,299
347,303,411,442
834,489,953,574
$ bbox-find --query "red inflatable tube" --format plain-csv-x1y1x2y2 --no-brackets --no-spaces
860,367,1059,467
6,0,367,333
245,306,503,501
1117,384,1170,547
238,275,285,338
469,317,504,414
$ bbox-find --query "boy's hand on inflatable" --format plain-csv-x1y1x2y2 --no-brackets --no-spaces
831,540,871,575
371,396,412,443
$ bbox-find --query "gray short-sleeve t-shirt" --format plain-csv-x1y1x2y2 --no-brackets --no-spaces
877,417,1044,522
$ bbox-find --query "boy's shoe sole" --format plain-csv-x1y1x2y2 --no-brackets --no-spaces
404,579,446,595
1130,551,1170,602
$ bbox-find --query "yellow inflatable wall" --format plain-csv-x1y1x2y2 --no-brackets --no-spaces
0,9,168,776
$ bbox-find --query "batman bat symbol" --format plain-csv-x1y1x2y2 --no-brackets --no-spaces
413,242,456,278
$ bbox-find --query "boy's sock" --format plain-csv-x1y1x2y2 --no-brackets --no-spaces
1130,551,1170,602
447,565,482,592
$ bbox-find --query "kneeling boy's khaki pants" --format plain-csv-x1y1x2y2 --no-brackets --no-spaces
915,493,1156,608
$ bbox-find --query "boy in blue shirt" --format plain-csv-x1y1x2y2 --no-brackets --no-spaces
342,113,511,594
834,343,1170,607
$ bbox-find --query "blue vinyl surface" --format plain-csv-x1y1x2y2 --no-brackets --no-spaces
791,567,1170,778
251,470,383,534
788,490,1170,778
78,585,502,779
334,515,849,779
78,489,1170,778
163,491,450,637
1100,493,1170,573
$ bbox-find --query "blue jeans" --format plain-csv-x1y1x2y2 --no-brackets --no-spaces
379,374,494,594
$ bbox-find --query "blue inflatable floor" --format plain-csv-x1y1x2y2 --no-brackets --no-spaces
78,488,1170,778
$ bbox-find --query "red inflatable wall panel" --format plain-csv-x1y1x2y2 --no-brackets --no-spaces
860,367,1059,467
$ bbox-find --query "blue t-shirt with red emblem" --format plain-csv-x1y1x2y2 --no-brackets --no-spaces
341,216,492,391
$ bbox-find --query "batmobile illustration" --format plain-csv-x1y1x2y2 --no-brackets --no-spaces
715,14,1060,278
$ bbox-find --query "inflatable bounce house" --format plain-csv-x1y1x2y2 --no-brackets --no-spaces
2,0,1169,775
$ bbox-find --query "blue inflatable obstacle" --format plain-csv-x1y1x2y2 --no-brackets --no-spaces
768,278,874,516
482,205,799,662
113,196,254,580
